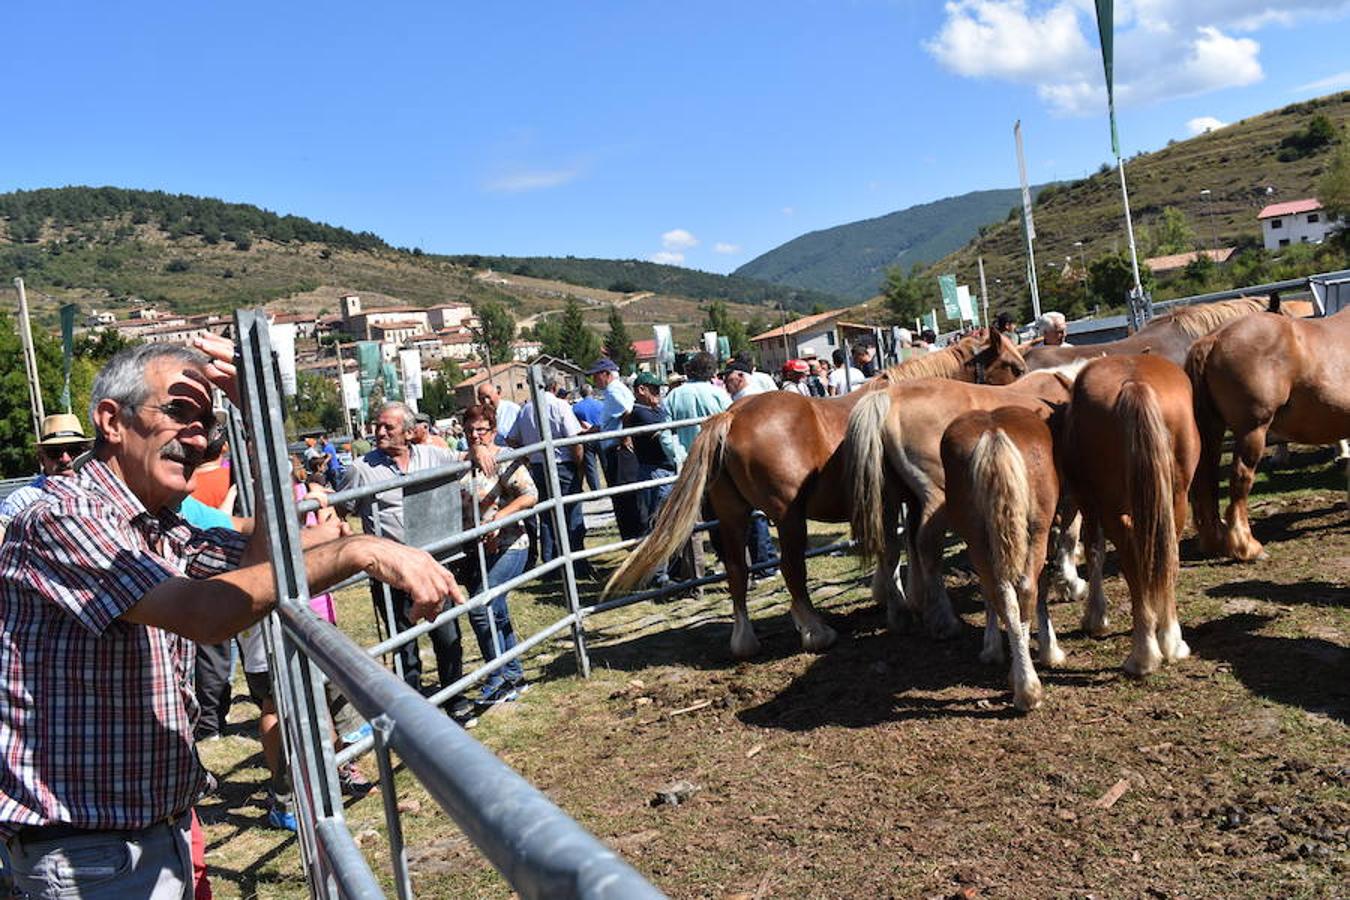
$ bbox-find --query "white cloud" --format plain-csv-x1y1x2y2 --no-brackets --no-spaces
1293,69,1350,93
661,228,699,251
482,168,579,193
1186,115,1228,135
781,206,795,216
713,242,742,254
925,0,1347,116
650,251,685,265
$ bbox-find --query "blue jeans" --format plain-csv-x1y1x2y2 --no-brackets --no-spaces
582,444,604,492
529,461,585,563
7,812,193,900
463,547,528,693
637,463,674,533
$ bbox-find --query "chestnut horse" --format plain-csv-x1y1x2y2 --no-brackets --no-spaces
1024,297,1270,370
605,330,1027,658
1062,355,1199,677
1186,308,1350,560
941,407,1065,711
844,362,1087,640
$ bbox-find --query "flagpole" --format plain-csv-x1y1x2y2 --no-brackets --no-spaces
977,256,990,329
1014,121,1042,320
1118,157,1144,298
13,278,45,442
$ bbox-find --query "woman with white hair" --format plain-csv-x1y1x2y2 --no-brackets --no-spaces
1037,311,1071,347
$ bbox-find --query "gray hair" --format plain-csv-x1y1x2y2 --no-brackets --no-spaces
90,343,209,445
1038,311,1067,332
579,383,593,398
379,401,416,432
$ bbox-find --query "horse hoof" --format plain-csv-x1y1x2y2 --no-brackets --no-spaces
887,608,918,634
1040,646,1067,668
979,646,1005,666
1081,614,1111,638
801,624,837,654
1122,654,1160,679
928,617,961,642
1013,685,1043,713
730,633,761,660
1165,639,1192,663
1067,579,1089,605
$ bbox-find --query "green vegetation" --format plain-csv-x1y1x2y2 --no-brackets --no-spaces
470,298,515,365
533,298,602,366
444,254,844,313
734,186,1050,300
1276,113,1336,162
1318,125,1350,222
603,306,637,374
702,301,750,356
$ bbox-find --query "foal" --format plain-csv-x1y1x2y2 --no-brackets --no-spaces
942,407,1065,711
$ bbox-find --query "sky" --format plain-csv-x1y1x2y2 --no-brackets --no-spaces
2,1,1348,274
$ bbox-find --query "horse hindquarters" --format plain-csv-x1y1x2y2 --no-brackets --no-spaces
1113,381,1189,677
1184,338,1228,556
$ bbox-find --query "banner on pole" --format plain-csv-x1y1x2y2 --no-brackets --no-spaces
1015,120,1036,241
717,336,731,362
341,372,361,411
270,322,298,398
939,274,961,320
653,325,675,375
923,309,939,334
702,331,718,356
956,285,975,322
382,362,402,401
399,349,424,401
1093,0,1119,156
59,304,76,413
356,341,381,399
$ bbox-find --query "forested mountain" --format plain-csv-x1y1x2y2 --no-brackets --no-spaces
734,187,1049,300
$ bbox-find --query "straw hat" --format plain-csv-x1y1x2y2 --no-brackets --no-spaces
38,413,91,448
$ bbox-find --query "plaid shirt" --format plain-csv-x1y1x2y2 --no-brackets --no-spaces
0,459,247,839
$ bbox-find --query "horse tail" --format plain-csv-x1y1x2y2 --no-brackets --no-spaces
1183,337,1219,434
603,411,733,596
969,428,1032,617
843,388,893,563
1115,380,1178,609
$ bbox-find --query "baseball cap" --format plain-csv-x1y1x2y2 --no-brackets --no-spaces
584,358,619,375
634,372,666,389
719,360,753,378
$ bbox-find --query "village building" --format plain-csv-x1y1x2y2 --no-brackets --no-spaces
749,309,850,372
1257,198,1343,250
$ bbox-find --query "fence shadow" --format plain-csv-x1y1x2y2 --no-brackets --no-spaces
1186,612,1349,724
1204,579,1347,608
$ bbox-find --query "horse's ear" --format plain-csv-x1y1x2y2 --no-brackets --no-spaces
987,327,1006,352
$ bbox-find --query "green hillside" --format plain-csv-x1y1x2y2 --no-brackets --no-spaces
734,186,1049,300
443,254,847,312
0,187,776,340
925,92,1350,320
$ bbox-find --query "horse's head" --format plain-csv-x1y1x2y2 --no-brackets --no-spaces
964,327,1027,385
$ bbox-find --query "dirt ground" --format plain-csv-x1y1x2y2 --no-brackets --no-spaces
199,456,1348,899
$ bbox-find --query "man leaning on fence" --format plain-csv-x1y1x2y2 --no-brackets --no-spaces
0,340,462,899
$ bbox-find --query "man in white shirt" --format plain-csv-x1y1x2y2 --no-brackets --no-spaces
507,374,586,565
720,361,764,402
828,348,866,395
476,381,520,445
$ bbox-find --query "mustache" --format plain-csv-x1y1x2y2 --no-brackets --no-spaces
160,440,203,469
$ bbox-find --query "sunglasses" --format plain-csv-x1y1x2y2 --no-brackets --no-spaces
153,400,216,431
39,445,82,459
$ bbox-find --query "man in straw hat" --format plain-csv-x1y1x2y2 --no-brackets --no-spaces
0,413,93,520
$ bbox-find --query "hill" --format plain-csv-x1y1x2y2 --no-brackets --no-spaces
922,92,1350,321
443,254,848,312
734,186,1049,300
0,187,773,343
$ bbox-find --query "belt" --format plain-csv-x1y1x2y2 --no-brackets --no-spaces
15,812,185,845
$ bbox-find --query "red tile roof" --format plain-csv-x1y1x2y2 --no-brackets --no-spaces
1144,247,1236,273
1257,198,1322,219
750,308,846,342
630,338,657,357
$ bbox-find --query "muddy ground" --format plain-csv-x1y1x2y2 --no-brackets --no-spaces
201,463,1348,899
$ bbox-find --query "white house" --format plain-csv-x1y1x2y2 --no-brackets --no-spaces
1257,198,1342,250
750,309,848,372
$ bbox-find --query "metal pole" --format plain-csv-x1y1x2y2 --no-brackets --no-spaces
1200,189,1218,253
527,363,591,678
778,303,789,365
977,256,990,329
13,278,45,442
1117,156,1144,298
334,341,355,440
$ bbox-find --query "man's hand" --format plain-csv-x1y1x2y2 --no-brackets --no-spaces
467,442,498,478
358,538,465,622
192,334,241,407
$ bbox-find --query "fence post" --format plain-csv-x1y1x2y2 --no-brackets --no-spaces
527,364,591,678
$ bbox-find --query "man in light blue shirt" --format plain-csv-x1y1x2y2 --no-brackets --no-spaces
662,351,729,467
586,357,643,540
476,380,520,446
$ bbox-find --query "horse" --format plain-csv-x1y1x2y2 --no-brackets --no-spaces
843,362,1088,641
1061,355,1199,677
1186,308,1350,561
941,407,1066,712
1024,297,1271,370
604,329,1027,659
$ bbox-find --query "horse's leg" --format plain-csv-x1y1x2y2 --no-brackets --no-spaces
1080,514,1110,637
870,494,907,623
1157,489,1191,664
1190,403,1227,556
1034,564,1067,668
976,566,1004,666
777,513,837,653
995,580,1041,712
1118,538,1163,678
1052,505,1089,604
889,502,924,633
713,497,759,659
916,504,960,640
1223,424,1269,561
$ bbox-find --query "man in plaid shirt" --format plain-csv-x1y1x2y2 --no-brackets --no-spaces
0,340,463,899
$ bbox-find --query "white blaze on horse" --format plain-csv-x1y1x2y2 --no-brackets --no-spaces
941,406,1066,712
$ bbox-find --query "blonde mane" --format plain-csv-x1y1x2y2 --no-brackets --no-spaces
1153,296,1266,339
880,338,973,382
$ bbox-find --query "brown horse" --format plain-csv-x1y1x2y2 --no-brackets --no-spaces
1062,355,1199,677
605,330,1027,658
1024,297,1270,370
941,407,1065,711
844,363,1086,640
1186,308,1350,561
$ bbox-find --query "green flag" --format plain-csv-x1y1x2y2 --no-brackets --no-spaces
938,274,961,321
1094,0,1119,156
382,362,402,401
59,304,77,413
356,341,381,399
923,309,939,334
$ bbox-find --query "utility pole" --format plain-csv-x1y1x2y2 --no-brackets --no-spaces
1200,189,1218,253
977,256,990,329
1073,241,1089,309
14,278,45,442
778,301,790,365
334,339,356,439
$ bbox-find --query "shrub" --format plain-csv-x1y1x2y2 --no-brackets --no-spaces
165,258,191,273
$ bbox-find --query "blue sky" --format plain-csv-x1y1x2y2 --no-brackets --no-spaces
2,1,1347,273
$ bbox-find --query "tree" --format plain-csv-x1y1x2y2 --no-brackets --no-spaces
1143,207,1197,256
549,298,602,365
1318,126,1350,225
604,306,637,374
419,359,465,420
73,328,139,362
471,299,515,365
287,372,345,433
703,301,749,356
1088,253,1154,308
881,264,930,324
0,312,96,477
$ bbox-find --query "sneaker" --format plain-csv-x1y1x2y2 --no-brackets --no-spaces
477,682,521,708
341,722,373,746
338,763,376,798
266,797,297,832
448,697,477,727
